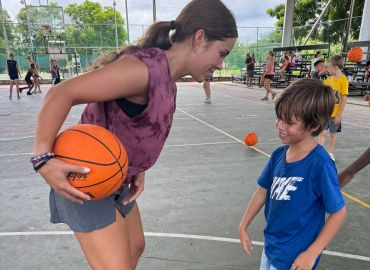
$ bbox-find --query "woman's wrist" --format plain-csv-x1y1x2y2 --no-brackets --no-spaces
30,152,55,172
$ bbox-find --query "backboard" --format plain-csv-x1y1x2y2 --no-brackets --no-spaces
26,5,65,30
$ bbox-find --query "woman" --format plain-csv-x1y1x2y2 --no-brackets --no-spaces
32,0,238,269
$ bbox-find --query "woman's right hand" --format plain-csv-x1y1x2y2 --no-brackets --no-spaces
38,158,91,203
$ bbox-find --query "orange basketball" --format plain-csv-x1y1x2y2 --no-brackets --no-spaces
53,124,128,200
347,48,364,62
244,132,259,146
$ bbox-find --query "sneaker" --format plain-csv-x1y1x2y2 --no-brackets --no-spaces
27,92,33,95
204,97,212,104
17,96,21,100
261,96,268,101
37,90,42,94
329,153,335,161
9,96,12,100
272,92,277,100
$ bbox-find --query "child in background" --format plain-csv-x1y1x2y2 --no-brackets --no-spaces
203,73,213,103
239,78,346,270
311,59,327,80
319,55,348,161
261,51,276,101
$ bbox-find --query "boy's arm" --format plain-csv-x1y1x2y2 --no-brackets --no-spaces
239,187,267,230
290,206,346,270
239,187,267,255
335,95,347,124
339,147,370,187
307,206,346,255
335,78,349,123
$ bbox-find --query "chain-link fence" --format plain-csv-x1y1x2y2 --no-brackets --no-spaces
0,16,365,79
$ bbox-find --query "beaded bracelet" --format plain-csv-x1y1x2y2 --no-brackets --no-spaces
30,152,55,172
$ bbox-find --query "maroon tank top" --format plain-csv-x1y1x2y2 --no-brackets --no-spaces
80,48,177,185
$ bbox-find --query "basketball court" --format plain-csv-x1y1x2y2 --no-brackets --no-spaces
0,82,369,269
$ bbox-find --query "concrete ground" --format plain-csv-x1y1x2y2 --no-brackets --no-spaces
0,82,369,270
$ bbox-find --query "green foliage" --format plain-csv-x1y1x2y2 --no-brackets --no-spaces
64,0,127,49
0,10,14,47
267,0,365,44
266,4,285,28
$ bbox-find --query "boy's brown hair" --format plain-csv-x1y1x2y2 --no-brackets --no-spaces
327,55,344,70
275,78,335,137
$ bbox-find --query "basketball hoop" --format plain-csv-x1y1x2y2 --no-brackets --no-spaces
41,24,52,37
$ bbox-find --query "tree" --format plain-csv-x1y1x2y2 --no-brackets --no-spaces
64,0,127,49
0,9,15,49
15,2,63,52
266,0,365,45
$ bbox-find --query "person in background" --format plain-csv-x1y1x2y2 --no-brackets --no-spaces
261,51,276,101
203,73,213,103
310,51,322,78
311,59,327,80
338,147,370,188
6,52,22,100
27,55,42,94
245,53,255,87
50,59,61,85
319,55,348,161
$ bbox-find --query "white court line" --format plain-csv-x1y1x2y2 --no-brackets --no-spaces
0,121,76,127
342,121,370,130
2,113,81,119
213,92,274,107
177,108,243,143
0,135,34,141
0,152,32,157
165,141,238,147
0,231,368,262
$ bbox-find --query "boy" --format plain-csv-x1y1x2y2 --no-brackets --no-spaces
319,55,348,161
311,59,327,80
239,79,346,270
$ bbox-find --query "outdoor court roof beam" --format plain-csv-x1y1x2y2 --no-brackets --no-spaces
359,0,370,54
272,44,330,52
346,41,370,48
282,0,294,47
303,0,333,46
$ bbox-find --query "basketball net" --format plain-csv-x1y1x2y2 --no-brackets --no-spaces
41,24,52,37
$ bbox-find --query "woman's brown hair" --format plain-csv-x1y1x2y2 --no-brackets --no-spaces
93,0,238,69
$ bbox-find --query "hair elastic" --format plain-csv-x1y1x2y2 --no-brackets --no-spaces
170,20,176,30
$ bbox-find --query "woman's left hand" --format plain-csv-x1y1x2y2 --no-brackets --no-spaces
123,171,145,205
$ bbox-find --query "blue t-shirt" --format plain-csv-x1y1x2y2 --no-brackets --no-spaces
257,144,345,270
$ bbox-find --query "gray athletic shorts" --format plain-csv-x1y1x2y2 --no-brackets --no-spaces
246,70,254,78
50,185,135,232
326,117,342,133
